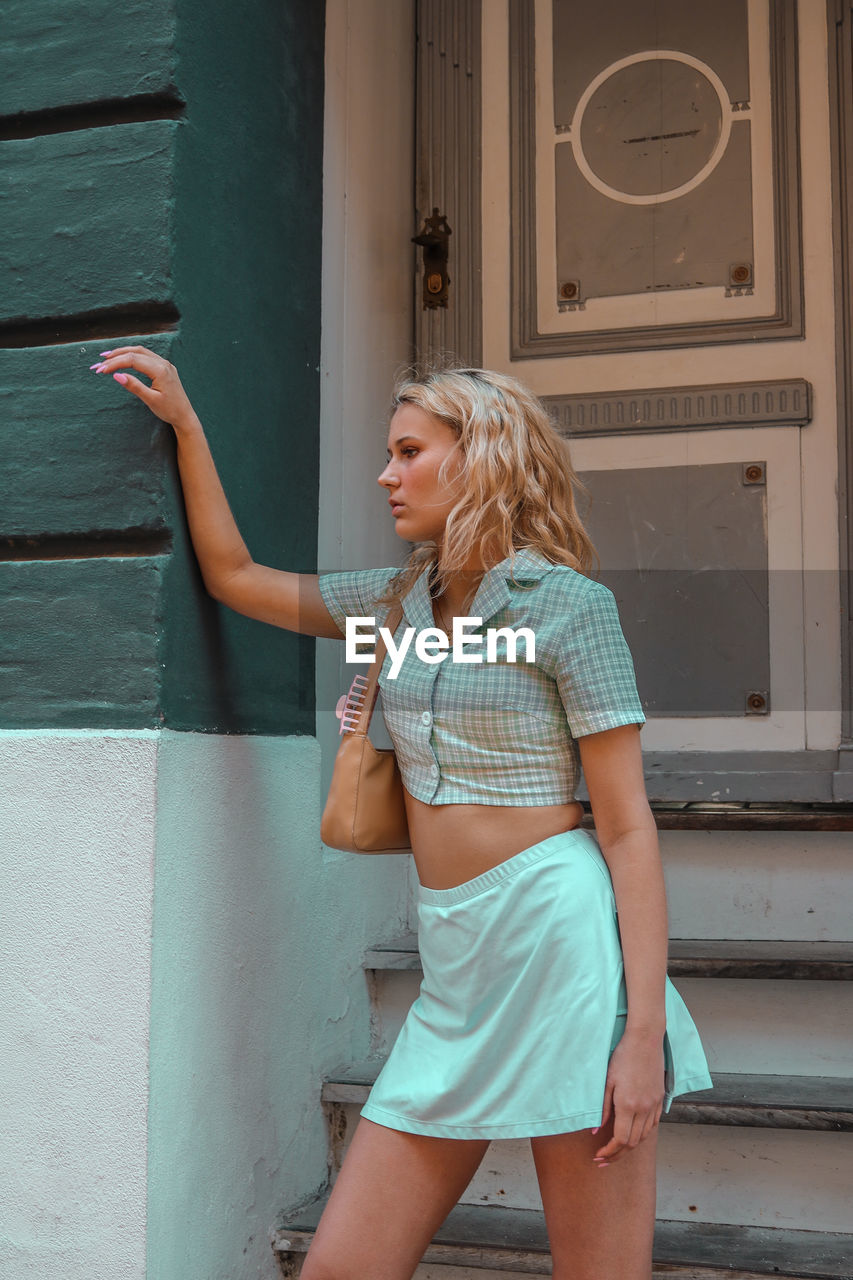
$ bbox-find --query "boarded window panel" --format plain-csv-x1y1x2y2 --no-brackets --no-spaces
0,339,175,539
551,0,753,302
0,121,175,323
508,0,802,356
552,0,751,125
0,0,178,117
555,120,753,298
0,559,164,728
578,463,770,716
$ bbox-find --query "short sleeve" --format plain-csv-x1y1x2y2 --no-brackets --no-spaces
317,567,400,636
551,583,645,737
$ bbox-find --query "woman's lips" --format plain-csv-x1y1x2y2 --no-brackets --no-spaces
390,502,405,515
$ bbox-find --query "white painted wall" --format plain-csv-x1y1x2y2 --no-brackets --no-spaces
1,728,412,1280
147,732,411,1280
318,0,418,768
0,731,157,1280
319,0,417,576
318,0,420,922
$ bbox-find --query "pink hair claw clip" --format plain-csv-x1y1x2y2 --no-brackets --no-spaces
335,671,372,735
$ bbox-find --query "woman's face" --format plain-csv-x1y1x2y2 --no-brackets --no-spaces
378,403,463,545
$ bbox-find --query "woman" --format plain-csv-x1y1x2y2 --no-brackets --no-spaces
91,347,711,1280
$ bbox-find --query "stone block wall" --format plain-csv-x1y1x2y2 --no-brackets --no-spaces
0,0,325,734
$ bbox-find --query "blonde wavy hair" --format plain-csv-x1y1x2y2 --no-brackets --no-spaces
376,366,597,609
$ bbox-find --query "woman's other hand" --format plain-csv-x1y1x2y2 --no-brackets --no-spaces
90,346,198,432
578,723,669,1167
593,1029,665,1165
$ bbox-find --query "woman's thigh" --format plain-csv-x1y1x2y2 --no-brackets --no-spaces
531,1123,658,1280
300,1117,490,1280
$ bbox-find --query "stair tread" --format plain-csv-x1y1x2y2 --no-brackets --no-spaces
668,940,853,979
646,804,853,831
275,1198,853,1276
321,1067,853,1130
364,935,853,979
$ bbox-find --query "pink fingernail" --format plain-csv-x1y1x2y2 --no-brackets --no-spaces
90,363,104,371
591,1127,599,1135
100,350,113,357
113,373,128,385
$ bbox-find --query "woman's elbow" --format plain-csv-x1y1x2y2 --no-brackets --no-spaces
201,565,245,606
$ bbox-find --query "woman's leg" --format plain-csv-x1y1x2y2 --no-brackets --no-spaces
300,1117,490,1280
531,1120,658,1280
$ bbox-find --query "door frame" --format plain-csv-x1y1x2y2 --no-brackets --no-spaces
827,0,853,795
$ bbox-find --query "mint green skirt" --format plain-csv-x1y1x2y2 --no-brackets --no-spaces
360,827,712,1140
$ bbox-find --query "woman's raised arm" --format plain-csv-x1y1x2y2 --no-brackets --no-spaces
91,346,344,638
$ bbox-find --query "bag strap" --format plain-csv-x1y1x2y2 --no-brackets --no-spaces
351,599,405,738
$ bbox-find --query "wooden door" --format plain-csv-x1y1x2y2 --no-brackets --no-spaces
413,0,850,801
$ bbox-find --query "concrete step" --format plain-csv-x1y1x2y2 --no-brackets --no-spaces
322,1066,853,1131
321,1067,853,1232
656,830,853,942
649,806,853,831
274,1198,853,1277
365,935,853,980
673,977,853,1076
364,938,853,1076
323,1098,853,1232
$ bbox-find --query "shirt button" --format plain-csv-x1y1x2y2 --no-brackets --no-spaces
421,710,432,726
430,763,439,777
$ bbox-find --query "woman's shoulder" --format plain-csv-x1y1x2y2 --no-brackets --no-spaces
316,565,402,628
319,564,400,587
531,562,616,612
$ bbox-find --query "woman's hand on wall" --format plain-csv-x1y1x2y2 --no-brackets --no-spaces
90,346,199,433
88,344,342,637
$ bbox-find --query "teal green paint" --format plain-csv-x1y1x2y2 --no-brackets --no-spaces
0,336,174,537
0,558,163,729
159,0,325,733
0,122,175,324
0,0,177,116
2,0,324,735
147,733,410,1279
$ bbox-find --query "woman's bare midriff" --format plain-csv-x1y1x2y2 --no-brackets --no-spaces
404,791,584,890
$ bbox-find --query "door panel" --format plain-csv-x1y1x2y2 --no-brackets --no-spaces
511,0,801,356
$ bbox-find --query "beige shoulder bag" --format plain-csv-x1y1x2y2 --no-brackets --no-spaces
321,600,411,854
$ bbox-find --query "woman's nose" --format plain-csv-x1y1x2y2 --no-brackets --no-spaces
378,463,395,487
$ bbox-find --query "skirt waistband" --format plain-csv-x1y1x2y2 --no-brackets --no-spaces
418,827,597,907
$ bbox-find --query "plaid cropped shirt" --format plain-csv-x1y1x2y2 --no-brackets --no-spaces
318,548,645,806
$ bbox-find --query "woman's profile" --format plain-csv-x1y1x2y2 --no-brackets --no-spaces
91,346,712,1280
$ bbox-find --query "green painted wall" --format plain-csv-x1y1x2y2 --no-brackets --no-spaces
162,0,325,733
0,0,325,735
0,0,178,116
0,343,173,537
0,559,164,727
2,123,175,323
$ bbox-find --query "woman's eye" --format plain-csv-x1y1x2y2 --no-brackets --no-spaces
403,448,418,457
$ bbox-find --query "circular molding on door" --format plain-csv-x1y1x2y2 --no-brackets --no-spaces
570,50,734,206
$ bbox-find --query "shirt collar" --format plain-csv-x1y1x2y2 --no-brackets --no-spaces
400,547,555,630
